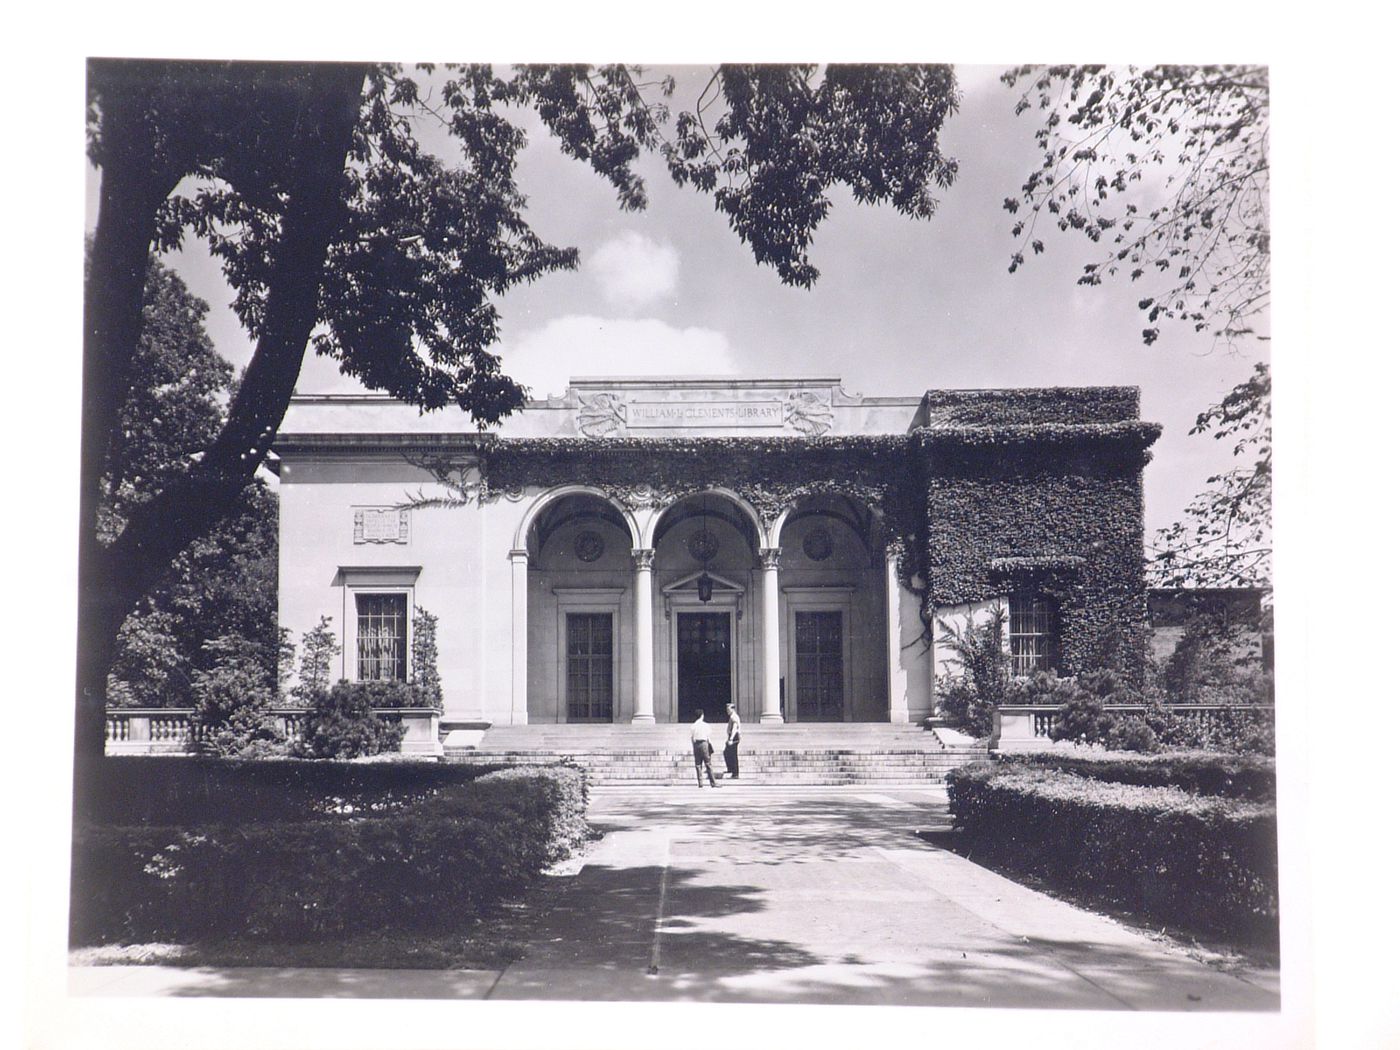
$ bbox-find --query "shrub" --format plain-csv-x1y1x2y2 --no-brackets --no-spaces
1004,669,1079,707
1047,691,1112,744
935,606,1010,735
1046,668,1145,746
293,681,407,759
290,615,339,706
411,606,443,707
934,676,994,736
946,763,1277,944
1103,715,1158,753
189,635,287,758
70,766,590,944
74,756,509,825
992,749,1276,801
1142,691,1275,755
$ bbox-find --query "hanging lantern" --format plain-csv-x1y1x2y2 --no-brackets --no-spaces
696,494,715,603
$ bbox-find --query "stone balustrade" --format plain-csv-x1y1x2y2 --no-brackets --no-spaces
992,703,1274,751
104,707,443,757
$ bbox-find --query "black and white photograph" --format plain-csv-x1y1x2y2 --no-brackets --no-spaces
11,11,1386,1049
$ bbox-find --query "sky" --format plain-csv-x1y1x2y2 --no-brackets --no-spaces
83,63,1266,546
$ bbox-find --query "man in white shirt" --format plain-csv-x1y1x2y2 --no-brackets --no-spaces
690,709,719,788
722,702,742,779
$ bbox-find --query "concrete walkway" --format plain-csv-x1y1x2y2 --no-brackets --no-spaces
69,785,1279,1009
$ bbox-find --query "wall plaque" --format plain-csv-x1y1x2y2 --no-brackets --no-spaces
353,508,410,544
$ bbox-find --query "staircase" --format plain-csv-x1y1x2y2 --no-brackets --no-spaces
444,723,988,786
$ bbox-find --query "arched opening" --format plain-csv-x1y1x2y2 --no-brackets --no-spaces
652,492,764,724
522,491,639,723
776,493,888,722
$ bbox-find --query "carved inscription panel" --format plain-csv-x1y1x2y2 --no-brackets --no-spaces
575,388,835,436
353,507,410,544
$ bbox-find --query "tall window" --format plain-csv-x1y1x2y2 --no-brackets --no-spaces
1009,595,1054,676
566,612,613,721
357,593,407,681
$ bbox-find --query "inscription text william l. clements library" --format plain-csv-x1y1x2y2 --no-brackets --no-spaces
625,401,785,428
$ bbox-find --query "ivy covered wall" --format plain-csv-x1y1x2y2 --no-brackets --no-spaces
461,390,1162,679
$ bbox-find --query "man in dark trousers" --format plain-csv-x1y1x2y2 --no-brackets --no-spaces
722,702,742,779
690,708,719,788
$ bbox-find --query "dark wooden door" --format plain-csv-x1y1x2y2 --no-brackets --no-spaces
677,611,731,723
794,610,844,721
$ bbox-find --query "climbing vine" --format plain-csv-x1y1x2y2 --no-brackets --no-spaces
400,405,1161,674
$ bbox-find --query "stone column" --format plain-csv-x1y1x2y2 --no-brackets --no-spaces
509,549,530,725
631,548,656,724
759,546,784,723
886,550,911,723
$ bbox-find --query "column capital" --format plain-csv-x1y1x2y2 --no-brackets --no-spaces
758,547,782,570
631,548,656,571
508,548,530,565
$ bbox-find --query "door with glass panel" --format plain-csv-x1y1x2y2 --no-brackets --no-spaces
566,612,614,722
794,610,844,721
676,611,732,723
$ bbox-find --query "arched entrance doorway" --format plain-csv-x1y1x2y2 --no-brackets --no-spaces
774,493,888,722
651,492,763,724
519,489,640,723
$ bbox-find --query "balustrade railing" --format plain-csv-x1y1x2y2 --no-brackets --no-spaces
992,703,1273,750
104,707,442,756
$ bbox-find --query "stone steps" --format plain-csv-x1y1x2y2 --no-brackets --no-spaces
444,739,988,785
444,724,987,785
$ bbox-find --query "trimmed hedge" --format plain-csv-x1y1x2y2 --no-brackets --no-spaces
994,750,1276,802
71,765,589,944
946,764,1277,944
74,756,514,825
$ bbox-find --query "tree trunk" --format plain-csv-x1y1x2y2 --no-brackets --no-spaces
76,78,188,761
75,62,369,765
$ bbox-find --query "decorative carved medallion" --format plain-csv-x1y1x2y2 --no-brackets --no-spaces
687,528,720,564
574,530,605,563
802,525,833,562
784,391,835,436
577,392,626,437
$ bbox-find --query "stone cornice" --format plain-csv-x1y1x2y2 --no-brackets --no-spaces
273,433,494,457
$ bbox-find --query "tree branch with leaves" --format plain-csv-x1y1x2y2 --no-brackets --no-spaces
80,60,962,757
1002,64,1268,351
1149,363,1271,589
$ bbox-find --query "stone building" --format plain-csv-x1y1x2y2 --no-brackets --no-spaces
274,377,1161,746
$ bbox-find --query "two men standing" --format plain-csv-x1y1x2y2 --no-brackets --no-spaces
690,704,742,788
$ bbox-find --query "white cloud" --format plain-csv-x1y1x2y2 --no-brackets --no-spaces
498,315,739,399
586,232,680,310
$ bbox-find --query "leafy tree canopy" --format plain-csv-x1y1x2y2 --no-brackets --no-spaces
78,60,963,755
1149,362,1271,589
94,250,233,543
1001,64,1268,350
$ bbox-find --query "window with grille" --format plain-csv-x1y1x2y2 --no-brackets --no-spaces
1009,595,1055,676
566,612,614,722
356,593,407,682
